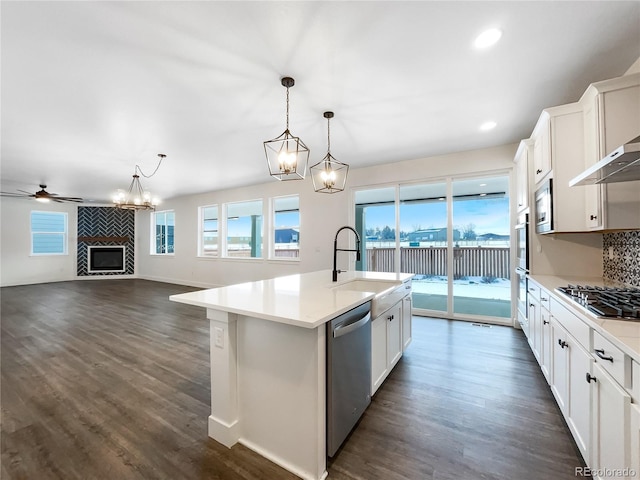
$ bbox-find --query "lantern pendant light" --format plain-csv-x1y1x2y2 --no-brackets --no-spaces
310,111,349,193
263,77,310,181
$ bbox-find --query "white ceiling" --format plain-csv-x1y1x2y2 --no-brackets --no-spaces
2,1,639,204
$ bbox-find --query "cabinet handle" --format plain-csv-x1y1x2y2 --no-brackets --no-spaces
590,215,598,220
558,339,568,349
536,169,542,174
543,320,549,325
585,373,597,383
594,348,614,362
529,303,535,308
388,314,394,321
541,297,548,301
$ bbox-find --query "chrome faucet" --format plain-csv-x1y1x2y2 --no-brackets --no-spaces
333,226,361,282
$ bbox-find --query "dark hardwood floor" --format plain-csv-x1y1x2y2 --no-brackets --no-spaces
1,280,586,479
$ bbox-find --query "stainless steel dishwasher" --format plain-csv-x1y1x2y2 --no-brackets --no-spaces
327,301,372,457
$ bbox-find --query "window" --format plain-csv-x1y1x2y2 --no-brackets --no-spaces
272,195,300,259
225,200,262,258
31,211,67,255
199,205,218,257
152,210,175,254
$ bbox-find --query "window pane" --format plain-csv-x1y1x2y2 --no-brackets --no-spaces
354,187,396,272
31,211,66,255
452,176,511,318
399,182,448,313
273,196,299,259
226,200,263,258
33,234,65,254
201,205,218,256
153,210,175,254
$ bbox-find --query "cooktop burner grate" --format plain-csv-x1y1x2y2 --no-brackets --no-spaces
555,285,640,320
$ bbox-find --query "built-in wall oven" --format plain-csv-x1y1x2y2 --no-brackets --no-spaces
515,211,529,329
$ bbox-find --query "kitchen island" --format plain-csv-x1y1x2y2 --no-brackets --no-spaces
169,270,413,480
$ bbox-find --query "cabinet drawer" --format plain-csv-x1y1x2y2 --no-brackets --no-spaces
550,298,590,349
539,288,551,312
528,282,540,301
593,331,631,389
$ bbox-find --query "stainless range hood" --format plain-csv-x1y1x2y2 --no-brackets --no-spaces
569,135,640,186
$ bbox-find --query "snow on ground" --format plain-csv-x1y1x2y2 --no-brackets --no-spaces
412,275,511,300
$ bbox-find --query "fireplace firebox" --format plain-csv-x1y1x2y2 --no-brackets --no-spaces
88,246,126,273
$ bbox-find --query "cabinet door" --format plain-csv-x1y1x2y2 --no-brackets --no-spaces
567,337,593,465
387,303,402,369
515,142,529,212
591,362,631,480
371,315,388,395
551,319,568,413
402,294,412,351
631,403,640,478
528,297,541,361
540,308,552,382
533,124,551,185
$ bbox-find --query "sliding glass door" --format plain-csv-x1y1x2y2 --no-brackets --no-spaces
451,177,511,319
354,174,511,323
399,182,448,315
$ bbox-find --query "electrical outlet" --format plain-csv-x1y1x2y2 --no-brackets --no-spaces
214,326,224,348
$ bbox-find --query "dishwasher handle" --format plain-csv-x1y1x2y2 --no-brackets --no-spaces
333,312,371,338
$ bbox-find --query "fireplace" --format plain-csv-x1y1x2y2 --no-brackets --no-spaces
88,246,126,273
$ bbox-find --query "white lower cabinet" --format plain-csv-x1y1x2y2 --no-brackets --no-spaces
402,294,412,351
631,403,640,478
567,335,593,465
371,300,403,395
590,362,632,480
550,315,592,464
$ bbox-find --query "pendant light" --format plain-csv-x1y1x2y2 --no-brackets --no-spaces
264,77,310,181
112,153,166,211
310,111,349,193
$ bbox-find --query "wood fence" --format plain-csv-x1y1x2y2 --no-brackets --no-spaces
367,246,510,279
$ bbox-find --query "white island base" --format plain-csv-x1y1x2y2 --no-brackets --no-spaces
170,270,414,480
208,308,327,480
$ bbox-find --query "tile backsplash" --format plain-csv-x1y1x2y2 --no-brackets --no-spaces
603,230,640,287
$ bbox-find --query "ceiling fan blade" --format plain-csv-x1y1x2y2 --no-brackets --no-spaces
56,197,84,202
17,189,36,195
0,191,32,197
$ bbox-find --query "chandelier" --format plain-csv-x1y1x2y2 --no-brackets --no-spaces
263,77,310,181
310,111,349,193
113,153,166,210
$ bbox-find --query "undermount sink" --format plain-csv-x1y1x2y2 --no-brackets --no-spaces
332,279,408,318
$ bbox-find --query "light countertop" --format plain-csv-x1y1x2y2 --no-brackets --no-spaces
529,274,640,363
169,270,414,329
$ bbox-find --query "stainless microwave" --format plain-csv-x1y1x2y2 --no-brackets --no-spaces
535,179,553,234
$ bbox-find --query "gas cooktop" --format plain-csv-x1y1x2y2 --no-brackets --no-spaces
556,285,640,320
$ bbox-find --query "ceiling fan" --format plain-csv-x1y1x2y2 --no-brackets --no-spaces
0,184,83,203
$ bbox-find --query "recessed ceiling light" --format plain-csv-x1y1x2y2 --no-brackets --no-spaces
474,28,502,49
479,121,497,131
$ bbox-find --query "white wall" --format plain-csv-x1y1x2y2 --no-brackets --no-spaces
0,197,79,286
136,143,519,288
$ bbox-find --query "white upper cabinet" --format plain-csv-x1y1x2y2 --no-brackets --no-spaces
531,112,552,186
533,102,588,233
514,139,532,213
579,73,640,231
